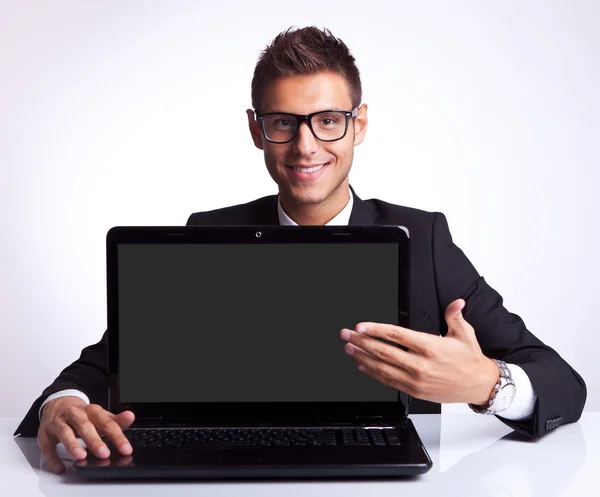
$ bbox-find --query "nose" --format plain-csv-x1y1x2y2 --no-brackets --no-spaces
292,121,320,157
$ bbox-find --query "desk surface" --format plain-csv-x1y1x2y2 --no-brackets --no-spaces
1,412,596,497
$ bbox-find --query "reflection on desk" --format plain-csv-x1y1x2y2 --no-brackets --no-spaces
1,412,595,497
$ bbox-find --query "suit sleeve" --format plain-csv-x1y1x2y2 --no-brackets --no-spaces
15,214,200,438
431,212,586,438
13,332,109,437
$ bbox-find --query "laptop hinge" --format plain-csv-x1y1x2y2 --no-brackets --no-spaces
353,415,395,426
132,417,164,427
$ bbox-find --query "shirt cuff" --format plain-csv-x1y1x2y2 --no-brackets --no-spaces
38,389,90,421
496,363,537,420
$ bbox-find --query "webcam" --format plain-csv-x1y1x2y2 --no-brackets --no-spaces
255,231,262,238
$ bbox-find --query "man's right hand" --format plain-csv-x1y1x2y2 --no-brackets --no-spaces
37,396,135,474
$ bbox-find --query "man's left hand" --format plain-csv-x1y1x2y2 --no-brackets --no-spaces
340,299,499,405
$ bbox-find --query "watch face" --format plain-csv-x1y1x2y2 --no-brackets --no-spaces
494,384,516,411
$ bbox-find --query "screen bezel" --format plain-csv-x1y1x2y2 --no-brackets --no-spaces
106,225,411,425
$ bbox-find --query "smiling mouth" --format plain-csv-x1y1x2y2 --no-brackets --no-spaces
285,162,329,173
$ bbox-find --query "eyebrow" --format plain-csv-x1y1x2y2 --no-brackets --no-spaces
259,108,345,115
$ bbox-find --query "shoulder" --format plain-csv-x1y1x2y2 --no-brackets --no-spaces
363,197,446,234
358,195,459,246
186,194,278,225
369,197,436,220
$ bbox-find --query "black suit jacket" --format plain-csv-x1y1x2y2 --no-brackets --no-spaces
15,187,586,438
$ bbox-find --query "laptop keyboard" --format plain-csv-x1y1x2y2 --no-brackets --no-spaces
115,427,403,449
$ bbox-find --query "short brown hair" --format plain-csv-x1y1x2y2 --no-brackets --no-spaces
251,26,362,112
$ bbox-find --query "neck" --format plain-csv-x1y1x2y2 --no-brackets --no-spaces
280,183,350,226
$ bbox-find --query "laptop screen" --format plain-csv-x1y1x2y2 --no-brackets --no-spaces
117,242,401,404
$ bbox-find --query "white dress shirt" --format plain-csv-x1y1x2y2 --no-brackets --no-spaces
40,191,536,421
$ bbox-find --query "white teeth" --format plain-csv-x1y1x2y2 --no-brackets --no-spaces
292,164,325,173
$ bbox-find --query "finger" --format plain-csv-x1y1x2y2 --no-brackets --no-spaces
342,330,416,370
97,412,135,455
354,322,431,352
38,429,65,474
348,345,415,392
111,410,136,431
52,420,88,461
63,407,110,459
357,362,418,398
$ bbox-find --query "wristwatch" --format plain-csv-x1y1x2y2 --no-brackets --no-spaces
469,359,516,414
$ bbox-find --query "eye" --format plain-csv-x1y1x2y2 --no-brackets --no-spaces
272,117,295,128
316,114,341,126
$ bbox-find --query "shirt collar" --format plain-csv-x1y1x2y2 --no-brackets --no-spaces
277,189,354,226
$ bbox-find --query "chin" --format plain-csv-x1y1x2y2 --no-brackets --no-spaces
283,185,333,206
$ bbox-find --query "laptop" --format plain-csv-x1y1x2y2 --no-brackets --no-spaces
72,225,433,480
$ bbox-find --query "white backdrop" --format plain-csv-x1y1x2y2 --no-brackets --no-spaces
1,0,599,419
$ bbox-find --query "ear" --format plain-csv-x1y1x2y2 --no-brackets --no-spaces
353,103,368,146
246,109,264,150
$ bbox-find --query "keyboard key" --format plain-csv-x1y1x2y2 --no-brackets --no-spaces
121,427,403,448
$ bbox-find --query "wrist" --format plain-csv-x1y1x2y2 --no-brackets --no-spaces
469,359,516,415
471,357,500,406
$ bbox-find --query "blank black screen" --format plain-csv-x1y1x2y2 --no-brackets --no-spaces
118,243,399,403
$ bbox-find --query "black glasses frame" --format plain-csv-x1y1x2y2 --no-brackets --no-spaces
255,107,359,144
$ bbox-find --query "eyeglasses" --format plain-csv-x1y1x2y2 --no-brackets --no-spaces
255,107,359,144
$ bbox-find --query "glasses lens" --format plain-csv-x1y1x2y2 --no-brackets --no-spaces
311,112,347,141
262,114,299,142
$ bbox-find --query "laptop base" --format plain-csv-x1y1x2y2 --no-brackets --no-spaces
73,420,432,480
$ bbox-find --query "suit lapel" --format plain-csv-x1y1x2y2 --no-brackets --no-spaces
252,195,280,225
348,185,378,226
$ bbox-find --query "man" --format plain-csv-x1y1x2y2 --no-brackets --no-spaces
15,26,586,474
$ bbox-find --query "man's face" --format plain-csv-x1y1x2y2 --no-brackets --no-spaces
247,71,368,207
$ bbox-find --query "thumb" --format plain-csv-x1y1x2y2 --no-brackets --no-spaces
110,410,136,430
445,299,470,335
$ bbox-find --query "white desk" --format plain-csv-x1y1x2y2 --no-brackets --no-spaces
1,412,596,497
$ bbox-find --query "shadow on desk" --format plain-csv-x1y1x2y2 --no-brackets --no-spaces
12,420,586,497
433,422,587,496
